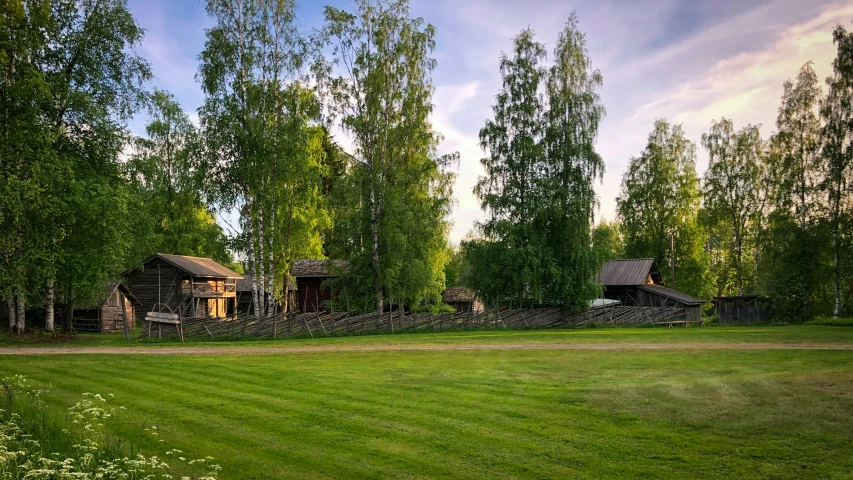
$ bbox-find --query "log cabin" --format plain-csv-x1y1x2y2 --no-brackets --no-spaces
124,253,241,320
598,258,706,322
72,282,140,333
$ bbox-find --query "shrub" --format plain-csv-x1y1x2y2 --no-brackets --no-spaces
805,317,853,327
0,375,221,479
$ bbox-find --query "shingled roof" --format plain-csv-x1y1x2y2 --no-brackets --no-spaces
291,259,349,277
638,284,704,305
442,286,475,303
141,253,242,278
597,258,663,286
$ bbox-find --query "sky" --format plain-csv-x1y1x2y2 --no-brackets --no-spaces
126,0,853,244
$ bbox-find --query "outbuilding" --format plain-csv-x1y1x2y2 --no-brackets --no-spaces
441,286,484,313
124,253,241,320
71,282,140,333
598,258,706,322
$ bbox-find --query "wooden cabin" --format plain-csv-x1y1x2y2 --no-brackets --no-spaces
124,253,241,320
292,259,348,312
598,258,705,322
441,287,484,313
71,282,140,333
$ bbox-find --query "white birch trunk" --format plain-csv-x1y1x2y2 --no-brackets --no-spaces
247,202,261,320
266,206,275,317
15,290,25,334
45,278,55,332
256,204,267,318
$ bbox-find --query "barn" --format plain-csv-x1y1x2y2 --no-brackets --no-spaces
71,282,140,333
292,259,348,312
124,253,241,320
598,258,706,322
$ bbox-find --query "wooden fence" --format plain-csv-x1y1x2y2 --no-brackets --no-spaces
142,305,688,340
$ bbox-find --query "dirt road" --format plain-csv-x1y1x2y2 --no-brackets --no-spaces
2,342,853,355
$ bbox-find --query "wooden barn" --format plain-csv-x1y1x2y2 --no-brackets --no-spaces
598,258,706,322
292,259,348,312
71,282,140,333
714,295,770,324
441,287,484,313
124,253,241,320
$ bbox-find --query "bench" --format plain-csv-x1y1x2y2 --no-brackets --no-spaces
655,320,705,328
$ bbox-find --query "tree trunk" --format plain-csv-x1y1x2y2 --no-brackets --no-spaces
15,290,25,334
369,181,383,313
44,277,55,332
247,199,262,320
120,292,130,339
833,219,841,318
6,294,15,333
256,203,267,318
266,206,275,317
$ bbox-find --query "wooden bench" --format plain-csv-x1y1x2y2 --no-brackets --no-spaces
144,311,184,341
655,320,705,328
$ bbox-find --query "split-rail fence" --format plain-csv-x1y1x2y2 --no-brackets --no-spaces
141,305,688,341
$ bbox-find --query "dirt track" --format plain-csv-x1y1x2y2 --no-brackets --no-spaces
2,342,853,355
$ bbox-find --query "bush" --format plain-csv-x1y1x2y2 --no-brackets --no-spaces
805,317,853,327
0,375,221,479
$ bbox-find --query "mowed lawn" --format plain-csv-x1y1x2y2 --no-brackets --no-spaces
2,327,853,479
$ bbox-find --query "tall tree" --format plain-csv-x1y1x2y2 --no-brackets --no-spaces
701,118,764,295
199,0,325,317
592,220,624,268
617,119,712,298
472,27,547,305
320,0,456,312
1,0,150,333
126,90,232,266
820,25,853,317
541,14,605,306
764,62,825,320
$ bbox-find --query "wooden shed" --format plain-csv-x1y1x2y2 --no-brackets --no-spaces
715,295,769,324
124,253,241,320
292,259,348,313
72,282,140,333
441,287,484,313
598,258,705,322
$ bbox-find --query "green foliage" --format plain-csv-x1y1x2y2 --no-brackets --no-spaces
466,15,604,308
319,0,456,312
592,220,624,268
617,119,713,299
701,118,765,296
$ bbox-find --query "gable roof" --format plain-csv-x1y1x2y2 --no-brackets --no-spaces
638,284,705,305
291,259,348,277
78,282,141,309
141,253,242,278
598,258,663,286
442,286,475,303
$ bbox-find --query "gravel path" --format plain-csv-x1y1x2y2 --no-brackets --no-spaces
2,342,853,355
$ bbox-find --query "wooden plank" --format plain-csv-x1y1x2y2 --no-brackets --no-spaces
145,317,181,325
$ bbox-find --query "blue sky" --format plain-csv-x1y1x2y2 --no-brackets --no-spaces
127,0,852,244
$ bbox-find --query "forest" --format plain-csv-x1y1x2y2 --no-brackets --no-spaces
1,0,852,336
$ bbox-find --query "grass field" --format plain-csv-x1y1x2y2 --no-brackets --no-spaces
2,326,853,479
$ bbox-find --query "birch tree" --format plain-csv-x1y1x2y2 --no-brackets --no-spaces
320,0,456,312
701,118,764,295
617,119,712,298
820,24,853,317
199,0,325,318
